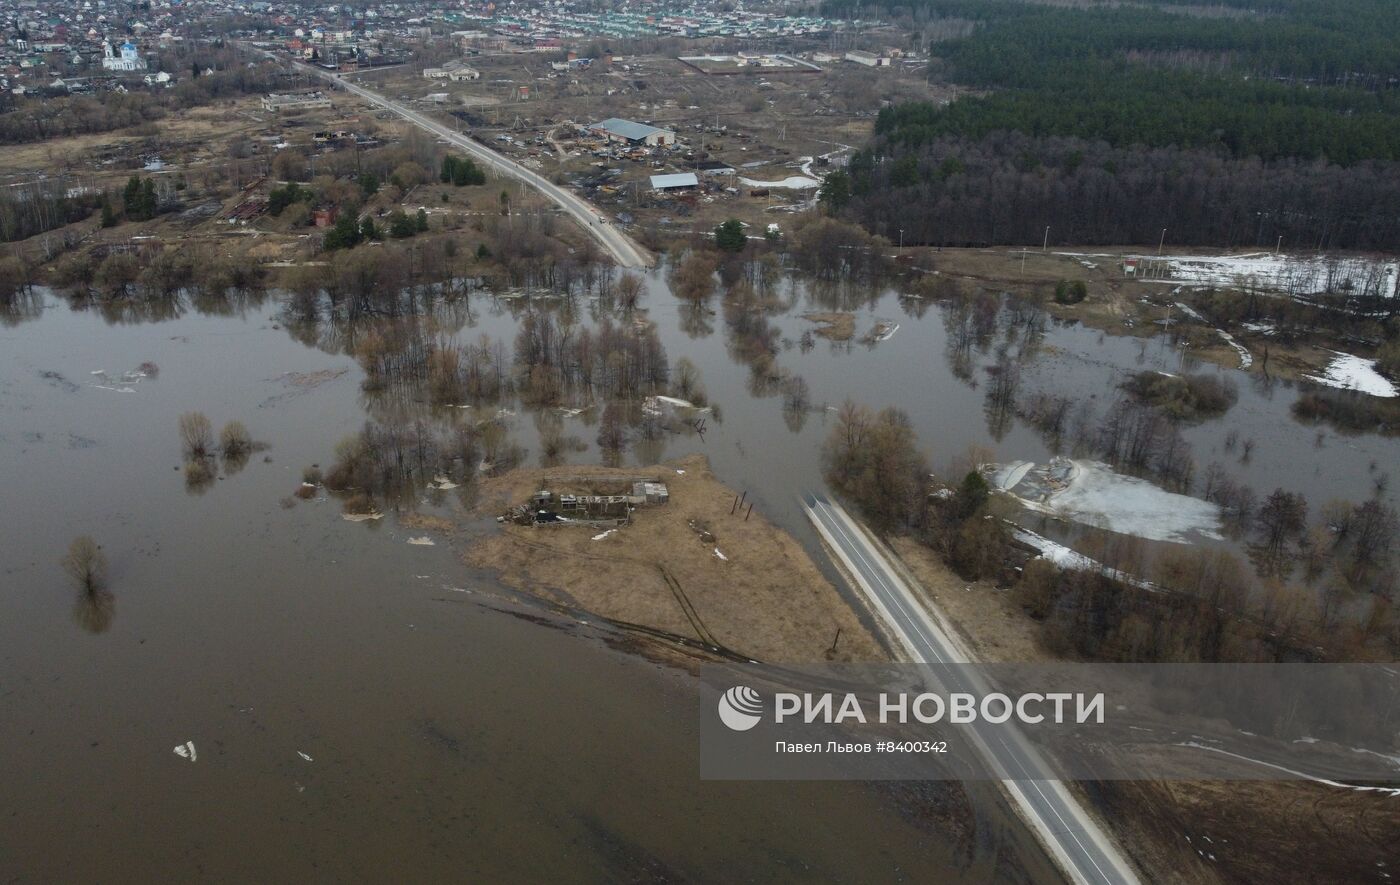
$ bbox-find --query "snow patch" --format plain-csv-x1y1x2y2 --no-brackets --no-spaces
1215,329,1253,369
1012,525,1154,589
1110,252,1400,299
739,175,820,190
1304,351,1398,398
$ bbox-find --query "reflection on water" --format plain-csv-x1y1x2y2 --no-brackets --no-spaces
71,587,116,634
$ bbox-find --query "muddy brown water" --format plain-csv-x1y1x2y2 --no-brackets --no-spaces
0,290,1057,882
2,266,1394,881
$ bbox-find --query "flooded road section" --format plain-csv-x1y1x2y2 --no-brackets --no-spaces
0,295,1056,881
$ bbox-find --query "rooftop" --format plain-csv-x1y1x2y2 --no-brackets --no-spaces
650,172,699,190
589,117,674,141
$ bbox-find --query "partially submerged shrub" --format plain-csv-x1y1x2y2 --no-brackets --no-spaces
220,421,253,457
342,492,375,515
1122,371,1237,421
178,412,214,458
62,535,107,594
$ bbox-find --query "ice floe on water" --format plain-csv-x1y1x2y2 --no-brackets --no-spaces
642,395,710,417
1304,351,1398,398
991,458,1223,543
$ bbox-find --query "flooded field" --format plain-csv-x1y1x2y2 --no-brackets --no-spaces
0,289,1055,880
3,259,1396,880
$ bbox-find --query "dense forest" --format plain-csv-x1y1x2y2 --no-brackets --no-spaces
822,0,1400,247
831,132,1400,249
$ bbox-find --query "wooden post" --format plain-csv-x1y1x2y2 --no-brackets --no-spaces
828,628,841,655
730,494,739,515
745,502,753,521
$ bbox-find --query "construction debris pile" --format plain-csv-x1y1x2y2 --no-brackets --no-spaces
500,477,669,528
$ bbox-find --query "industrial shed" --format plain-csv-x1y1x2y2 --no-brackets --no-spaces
588,117,677,146
650,172,699,192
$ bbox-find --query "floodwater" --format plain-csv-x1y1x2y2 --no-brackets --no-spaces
0,291,1054,881
2,260,1395,880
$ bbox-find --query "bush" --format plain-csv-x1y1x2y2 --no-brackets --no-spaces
441,155,487,186
62,535,107,594
1377,339,1400,379
178,411,213,458
1053,279,1088,304
268,182,308,216
219,421,252,457
1122,371,1237,420
1292,391,1400,435
342,492,375,515
387,210,417,239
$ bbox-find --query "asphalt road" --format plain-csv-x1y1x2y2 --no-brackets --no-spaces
277,54,651,269
802,493,1139,885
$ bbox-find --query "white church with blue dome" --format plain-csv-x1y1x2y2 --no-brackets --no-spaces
102,40,147,73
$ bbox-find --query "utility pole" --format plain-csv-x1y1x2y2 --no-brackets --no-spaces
1158,228,1167,256
1042,225,1049,251
1276,234,1283,254
899,228,904,250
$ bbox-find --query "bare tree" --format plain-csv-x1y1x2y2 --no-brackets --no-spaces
1256,489,1308,557
616,272,645,312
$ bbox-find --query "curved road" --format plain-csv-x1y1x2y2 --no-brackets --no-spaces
803,493,1139,885
251,47,651,269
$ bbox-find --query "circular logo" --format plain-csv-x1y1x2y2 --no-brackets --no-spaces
717,685,764,732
